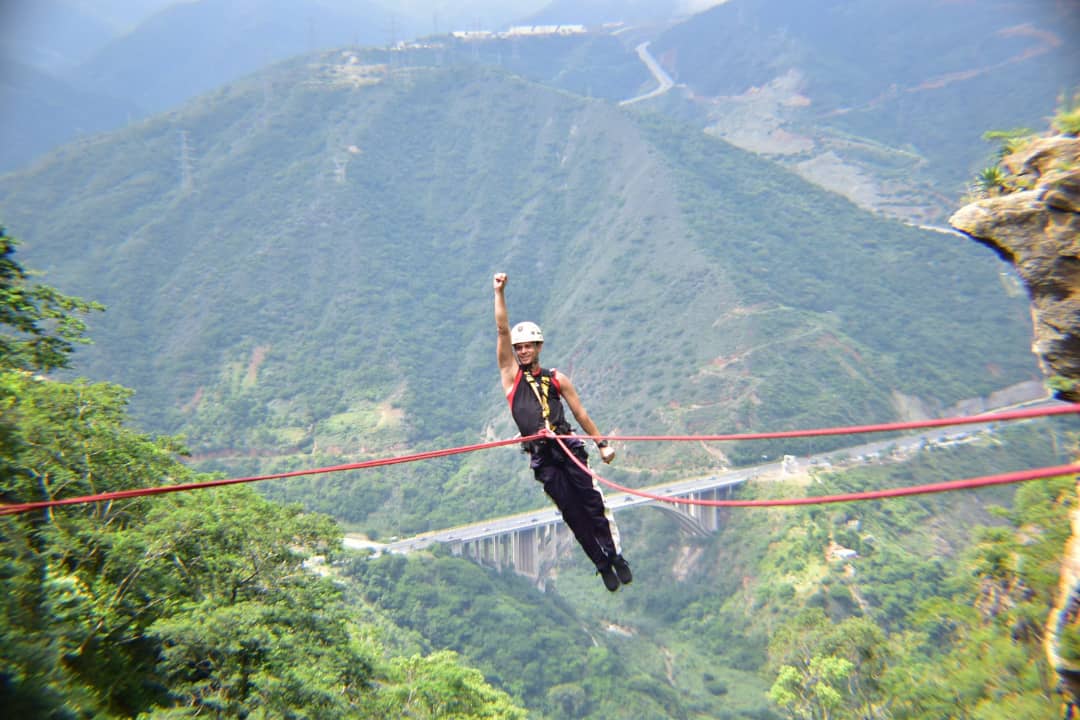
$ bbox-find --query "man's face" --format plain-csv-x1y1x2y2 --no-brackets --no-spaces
513,341,541,367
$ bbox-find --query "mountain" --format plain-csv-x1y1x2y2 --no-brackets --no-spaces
646,0,1080,221
0,0,116,72
0,57,139,172
0,49,1039,533
70,0,407,117
0,0,565,173
15,0,1069,199
0,8,1074,718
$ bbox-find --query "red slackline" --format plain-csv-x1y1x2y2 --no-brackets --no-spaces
2,403,1077,517
0,435,543,517
548,432,1080,507
576,402,1080,443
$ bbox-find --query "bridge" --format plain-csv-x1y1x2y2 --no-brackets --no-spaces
447,477,746,583
345,468,755,588
343,430,916,587
344,401,1041,586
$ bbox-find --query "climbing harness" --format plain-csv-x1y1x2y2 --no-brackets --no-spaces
523,370,553,431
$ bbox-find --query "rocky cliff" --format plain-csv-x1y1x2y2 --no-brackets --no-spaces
950,133,1080,706
950,135,1080,401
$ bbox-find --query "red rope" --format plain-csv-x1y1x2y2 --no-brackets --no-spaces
576,402,1080,443
2,403,1076,517
549,431,1080,506
0,434,544,517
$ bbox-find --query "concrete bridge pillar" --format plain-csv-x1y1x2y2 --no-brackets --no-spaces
448,484,735,581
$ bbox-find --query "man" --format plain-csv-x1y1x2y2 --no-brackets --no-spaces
493,272,632,592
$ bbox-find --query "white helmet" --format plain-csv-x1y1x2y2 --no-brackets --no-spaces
510,321,544,345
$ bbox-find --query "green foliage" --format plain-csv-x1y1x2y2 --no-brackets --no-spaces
1052,90,1080,136
376,650,527,719
346,553,595,706
0,360,375,715
655,421,1071,719
0,226,102,373
0,257,527,718
769,655,854,719
976,165,1007,195
1048,375,1080,399
1060,625,1080,665
982,128,1037,159
0,58,1040,535
0,381,526,716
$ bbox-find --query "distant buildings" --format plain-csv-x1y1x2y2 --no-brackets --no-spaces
450,25,588,41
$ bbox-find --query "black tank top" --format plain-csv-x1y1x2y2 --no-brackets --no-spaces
508,367,572,437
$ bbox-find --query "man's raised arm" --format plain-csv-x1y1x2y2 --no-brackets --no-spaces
493,273,516,392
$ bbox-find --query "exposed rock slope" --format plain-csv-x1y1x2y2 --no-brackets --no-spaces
950,135,1080,401
950,133,1080,704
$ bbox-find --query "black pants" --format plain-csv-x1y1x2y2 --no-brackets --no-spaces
533,447,621,570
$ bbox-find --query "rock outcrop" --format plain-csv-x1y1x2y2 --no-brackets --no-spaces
950,136,1080,401
950,134,1080,706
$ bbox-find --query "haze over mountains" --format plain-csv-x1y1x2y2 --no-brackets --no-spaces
0,1,1073,545
649,0,1080,220
2,3,1079,717
0,6,1052,529
3,0,1077,219
0,0,550,169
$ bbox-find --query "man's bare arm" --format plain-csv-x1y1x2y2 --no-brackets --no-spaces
493,273,516,392
558,372,616,464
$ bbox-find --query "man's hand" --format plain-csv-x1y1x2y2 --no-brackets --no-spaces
600,446,615,464
493,273,507,292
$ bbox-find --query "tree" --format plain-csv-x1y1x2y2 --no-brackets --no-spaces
769,655,854,720
768,610,893,719
0,235,527,718
0,226,102,373
375,650,528,719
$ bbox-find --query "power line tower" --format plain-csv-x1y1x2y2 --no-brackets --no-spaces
258,77,272,128
178,130,195,195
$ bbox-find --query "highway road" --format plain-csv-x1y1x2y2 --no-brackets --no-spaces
344,399,1062,556
619,41,675,106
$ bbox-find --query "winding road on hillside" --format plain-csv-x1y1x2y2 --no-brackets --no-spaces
620,41,675,106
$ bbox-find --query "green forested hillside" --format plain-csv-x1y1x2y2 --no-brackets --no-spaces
2,10,1077,719
2,55,1071,716
342,420,1076,718
2,226,1074,717
0,52,1039,535
0,233,527,718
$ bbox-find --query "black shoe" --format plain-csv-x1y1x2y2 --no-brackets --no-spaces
612,555,633,585
598,563,620,592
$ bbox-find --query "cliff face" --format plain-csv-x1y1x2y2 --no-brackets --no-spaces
950,135,1080,401
950,134,1080,703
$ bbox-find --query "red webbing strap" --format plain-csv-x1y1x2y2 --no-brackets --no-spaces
548,432,1080,507
0,433,546,517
